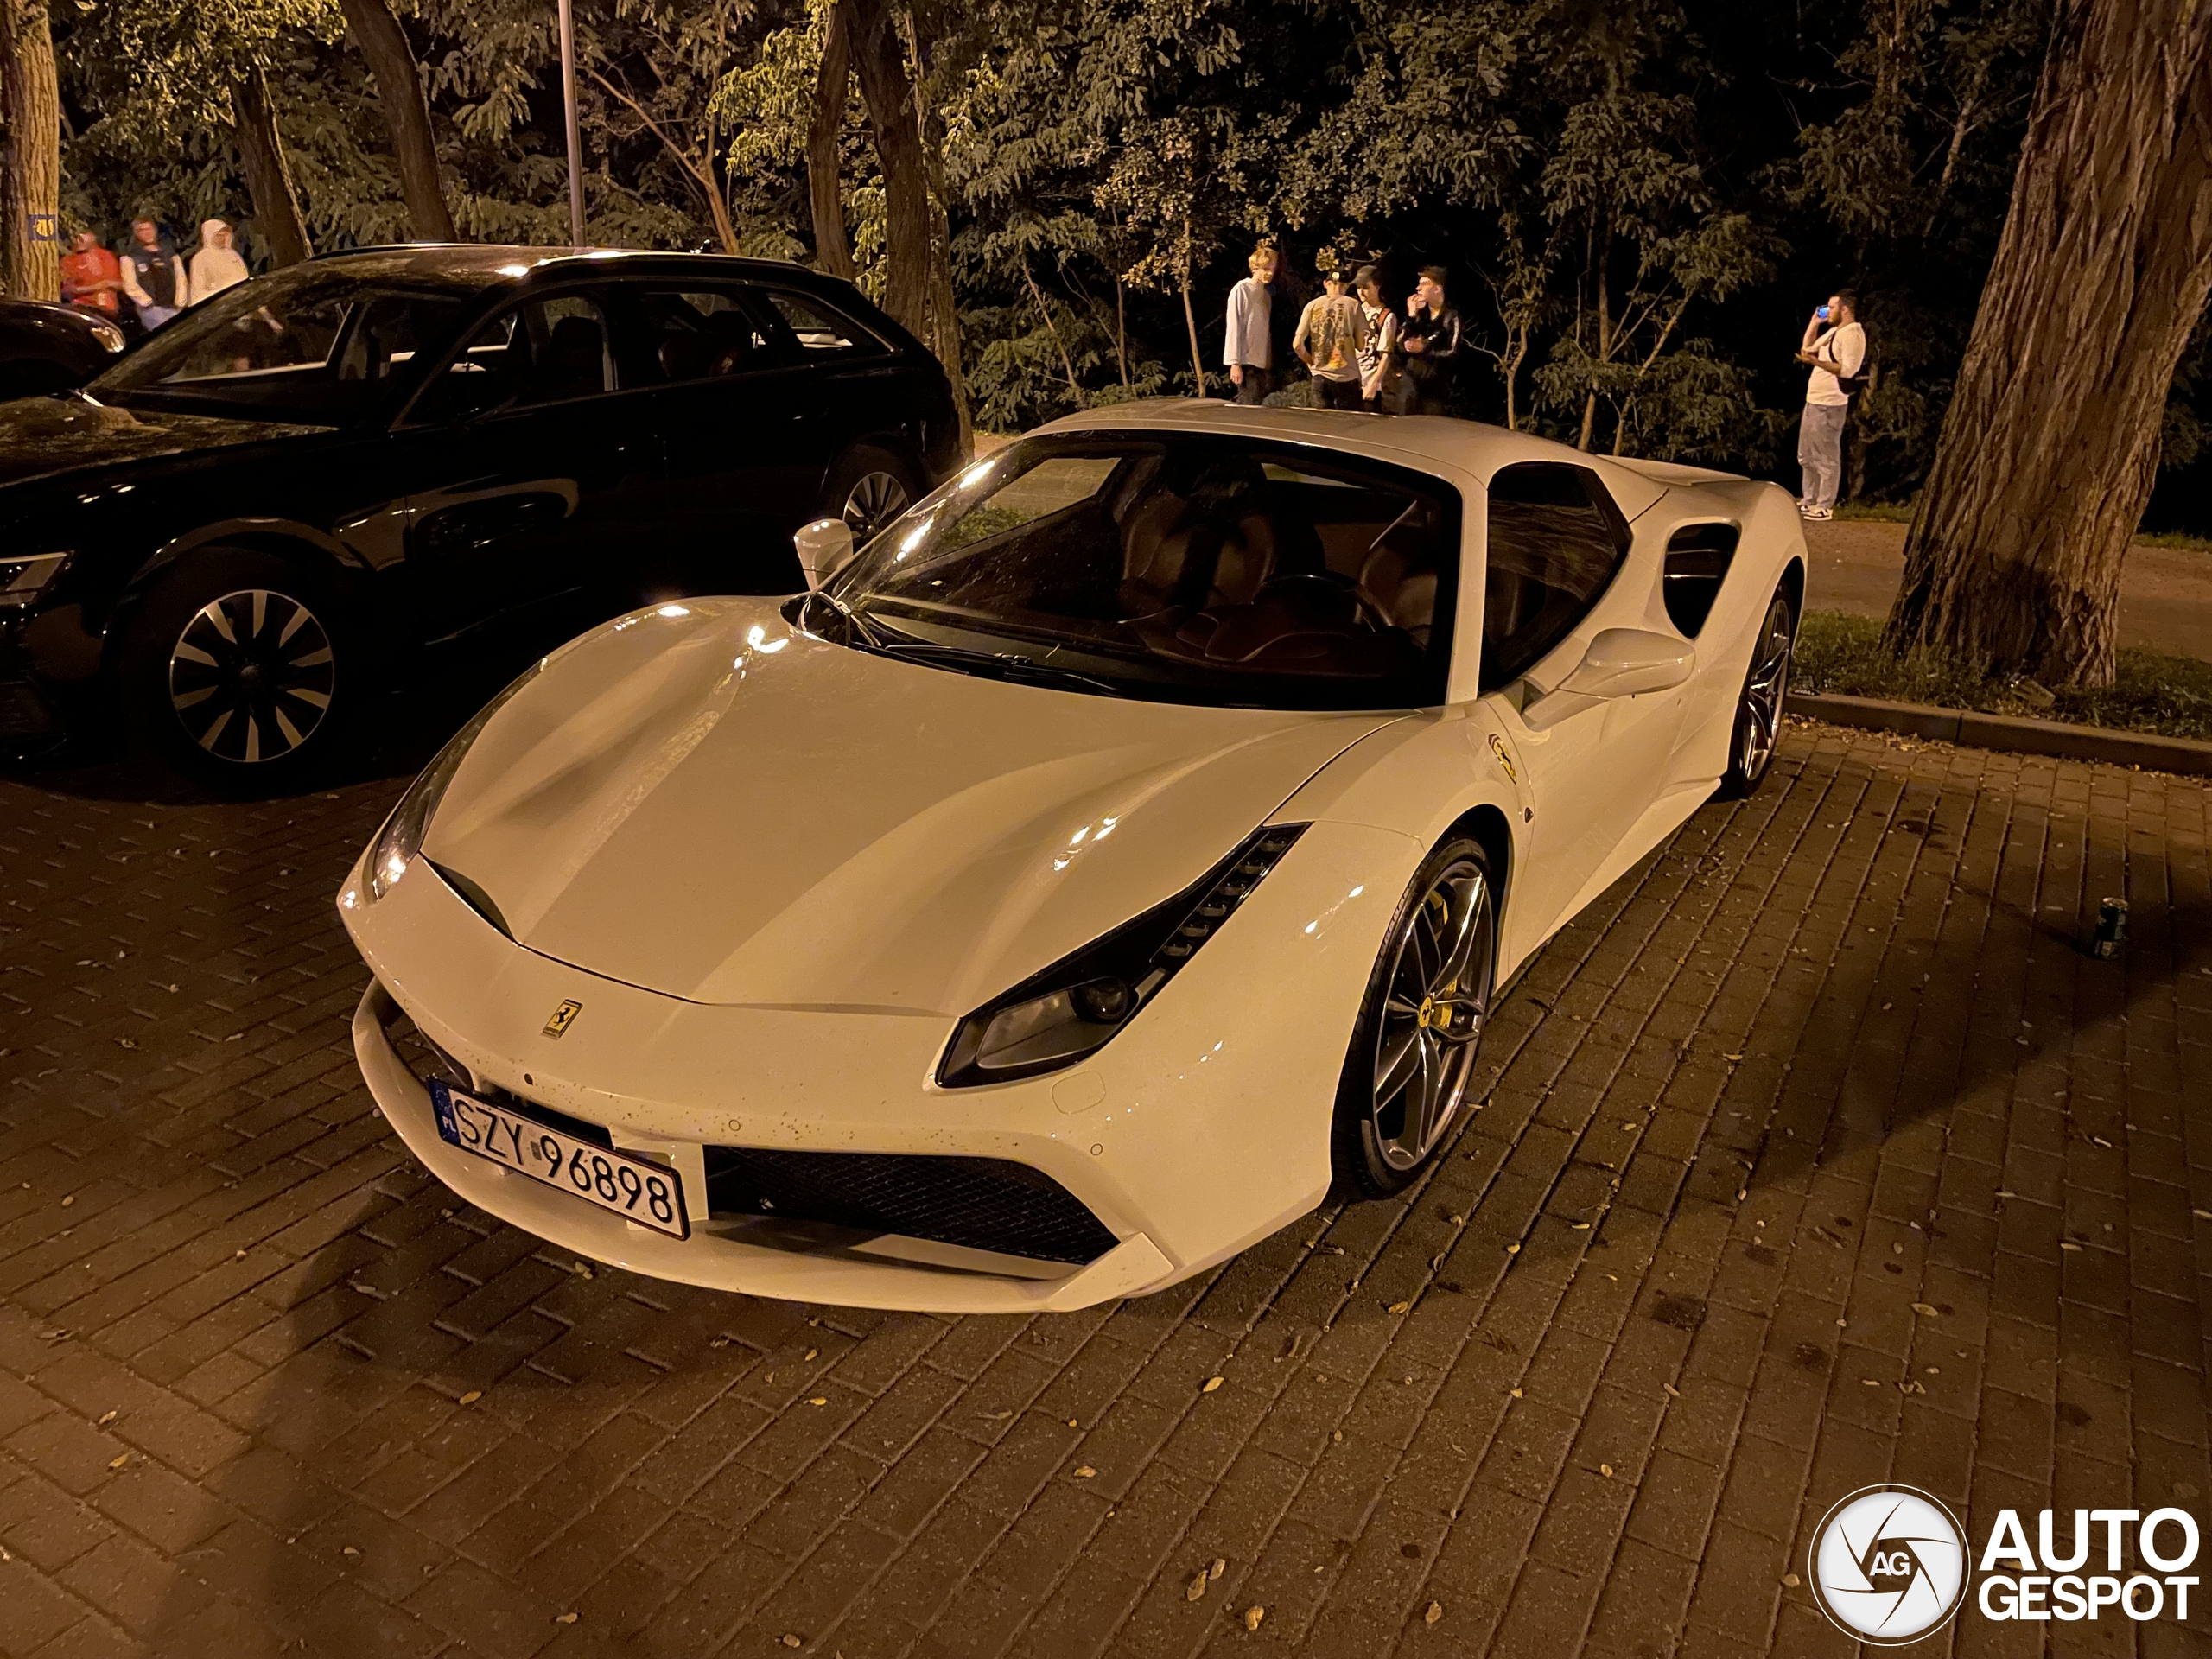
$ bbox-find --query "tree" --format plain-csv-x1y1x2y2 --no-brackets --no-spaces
234,61,315,264
339,0,455,239
1,0,61,300
1884,0,2212,686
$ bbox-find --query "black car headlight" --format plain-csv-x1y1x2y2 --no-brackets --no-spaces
364,658,543,903
0,551,69,609
938,823,1308,1087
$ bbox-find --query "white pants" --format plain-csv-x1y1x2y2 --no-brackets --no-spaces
1798,402,1847,510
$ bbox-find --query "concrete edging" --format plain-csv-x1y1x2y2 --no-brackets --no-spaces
1784,690,2212,777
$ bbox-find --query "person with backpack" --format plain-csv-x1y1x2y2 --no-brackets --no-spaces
1795,289,1866,521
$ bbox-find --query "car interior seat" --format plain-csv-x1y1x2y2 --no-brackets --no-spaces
539,315,606,401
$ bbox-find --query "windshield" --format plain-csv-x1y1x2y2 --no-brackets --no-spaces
823,434,1461,710
91,270,473,424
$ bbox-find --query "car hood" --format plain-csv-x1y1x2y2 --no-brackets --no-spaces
423,599,1403,1014
0,394,328,489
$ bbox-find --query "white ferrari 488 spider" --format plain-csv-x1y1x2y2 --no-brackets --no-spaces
339,402,1804,1313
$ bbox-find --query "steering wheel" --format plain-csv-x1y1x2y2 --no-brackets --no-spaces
1262,571,1395,632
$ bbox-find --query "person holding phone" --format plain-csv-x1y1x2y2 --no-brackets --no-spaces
1795,289,1864,521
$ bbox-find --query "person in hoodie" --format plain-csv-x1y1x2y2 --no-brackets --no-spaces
188,219,251,303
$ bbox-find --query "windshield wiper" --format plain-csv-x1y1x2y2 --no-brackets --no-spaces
868,637,1124,698
797,587,881,648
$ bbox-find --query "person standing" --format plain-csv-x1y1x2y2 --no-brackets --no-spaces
1795,289,1865,521
1223,245,1277,405
119,219,186,331
59,231,123,316
1292,265,1367,410
188,219,251,302
1398,266,1463,416
1354,265,1401,414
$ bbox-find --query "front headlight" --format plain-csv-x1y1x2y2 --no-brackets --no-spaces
92,320,127,353
938,823,1307,1087
0,551,69,608
364,658,544,903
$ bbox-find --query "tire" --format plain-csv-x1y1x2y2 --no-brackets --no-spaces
1331,836,1499,1198
1715,582,1798,799
822,444,925,543
117,547,357,792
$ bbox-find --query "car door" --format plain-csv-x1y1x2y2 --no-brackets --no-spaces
613,282,842,596
1475,461,1685,940
393,287,661,640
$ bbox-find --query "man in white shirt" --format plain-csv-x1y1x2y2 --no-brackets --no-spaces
1795,288,1865,521
1223,246,1277,404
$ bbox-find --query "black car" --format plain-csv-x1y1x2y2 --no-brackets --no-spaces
0,245,960,784
0,298,127,398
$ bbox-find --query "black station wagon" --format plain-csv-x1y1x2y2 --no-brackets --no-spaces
0,246,960,784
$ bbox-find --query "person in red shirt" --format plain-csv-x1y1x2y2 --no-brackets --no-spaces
60,231,123,316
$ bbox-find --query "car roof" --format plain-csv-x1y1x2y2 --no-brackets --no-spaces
302,244,834,289
1031,399,1690,518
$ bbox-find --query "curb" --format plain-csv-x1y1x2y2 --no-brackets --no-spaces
1784,691,2212,777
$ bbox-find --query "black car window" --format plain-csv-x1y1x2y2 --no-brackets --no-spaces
1478,461,1631,692
91,278,468,423
411,293,616,422
823,433,1460,711
628,287,776,384
757,289,888,362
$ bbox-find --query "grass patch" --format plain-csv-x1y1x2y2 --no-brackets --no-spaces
1832,500,1916,523
1795,612,2212,743
2133,529,2212,555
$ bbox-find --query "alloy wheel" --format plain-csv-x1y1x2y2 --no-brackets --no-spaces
167,588,336,765
1735,594,1796,785
1370,856,1493,1171
840,470,911,540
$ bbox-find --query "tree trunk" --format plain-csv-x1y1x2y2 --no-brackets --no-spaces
807,1,855,280
847,0,931,340
339,0,455,242
0,0,60,302
1885,0,2212,688
234,65,313,267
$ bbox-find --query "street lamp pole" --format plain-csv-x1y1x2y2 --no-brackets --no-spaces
557,0,584,246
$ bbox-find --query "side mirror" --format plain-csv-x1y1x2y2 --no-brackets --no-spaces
1522,627,1694,730
793,517,855,591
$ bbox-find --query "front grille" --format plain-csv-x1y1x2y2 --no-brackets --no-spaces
703,1146,1119,1266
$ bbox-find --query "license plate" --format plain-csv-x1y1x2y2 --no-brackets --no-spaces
429,1080,690,1239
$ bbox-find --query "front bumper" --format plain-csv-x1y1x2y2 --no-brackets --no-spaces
340,817,1414,1312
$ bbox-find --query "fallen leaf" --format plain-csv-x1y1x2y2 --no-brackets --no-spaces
1243,1606,1265,1630
1186,1570,1208,1602
60,1195,73,1208
709,1337,729,1348
96,1410,117,1426
1724,1052,1744,1061
1662,1382,1681,1399
2194,1208,2211,1220
807,1397,828,1408
458,1390,482,1406
1203,1376,1224,1392
804,1348,817,1361
2059,1242,2083,1253
1571,1221,1590,1230
342,1546,359,1557
1075,1465,1096,1478
555,1612,579,1625
984,1410,1012,1421
1505,1243,1520,1255
1425,1601,1444,1626
570,1261,594,1279
782,1637,800,1649
1068,1419,1078,1427
1387,1301,1411,1315
1331,1429,1343,1443
1861,1379,1879,1388
108,1453,128,1470
1510,1387,1523,1399
1910,1303,1939,1317
1599,1464,1613,1477
1211,1558,1225,1580
1783,1573,1802,1588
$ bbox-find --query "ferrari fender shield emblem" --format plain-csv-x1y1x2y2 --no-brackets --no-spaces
1487,732,1518,785
543,999,582,1039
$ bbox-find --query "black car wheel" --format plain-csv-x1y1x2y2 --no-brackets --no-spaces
119,548,355,790
1332,836,1498,1198
1716,584,1797,799
823,445,924,543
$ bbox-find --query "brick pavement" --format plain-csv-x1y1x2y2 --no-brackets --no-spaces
0,724,2207,1658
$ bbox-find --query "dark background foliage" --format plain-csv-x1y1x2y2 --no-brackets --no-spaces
48,0,2210,531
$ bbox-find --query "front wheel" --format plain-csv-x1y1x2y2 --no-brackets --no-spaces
1332,836,1499,1198
1715,585,1797,799
117,547,356,791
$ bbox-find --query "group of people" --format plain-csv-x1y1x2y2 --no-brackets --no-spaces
1223,247,1463,416
58,217,251,334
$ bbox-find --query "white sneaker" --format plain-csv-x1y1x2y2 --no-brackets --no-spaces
1801,505,1833,521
